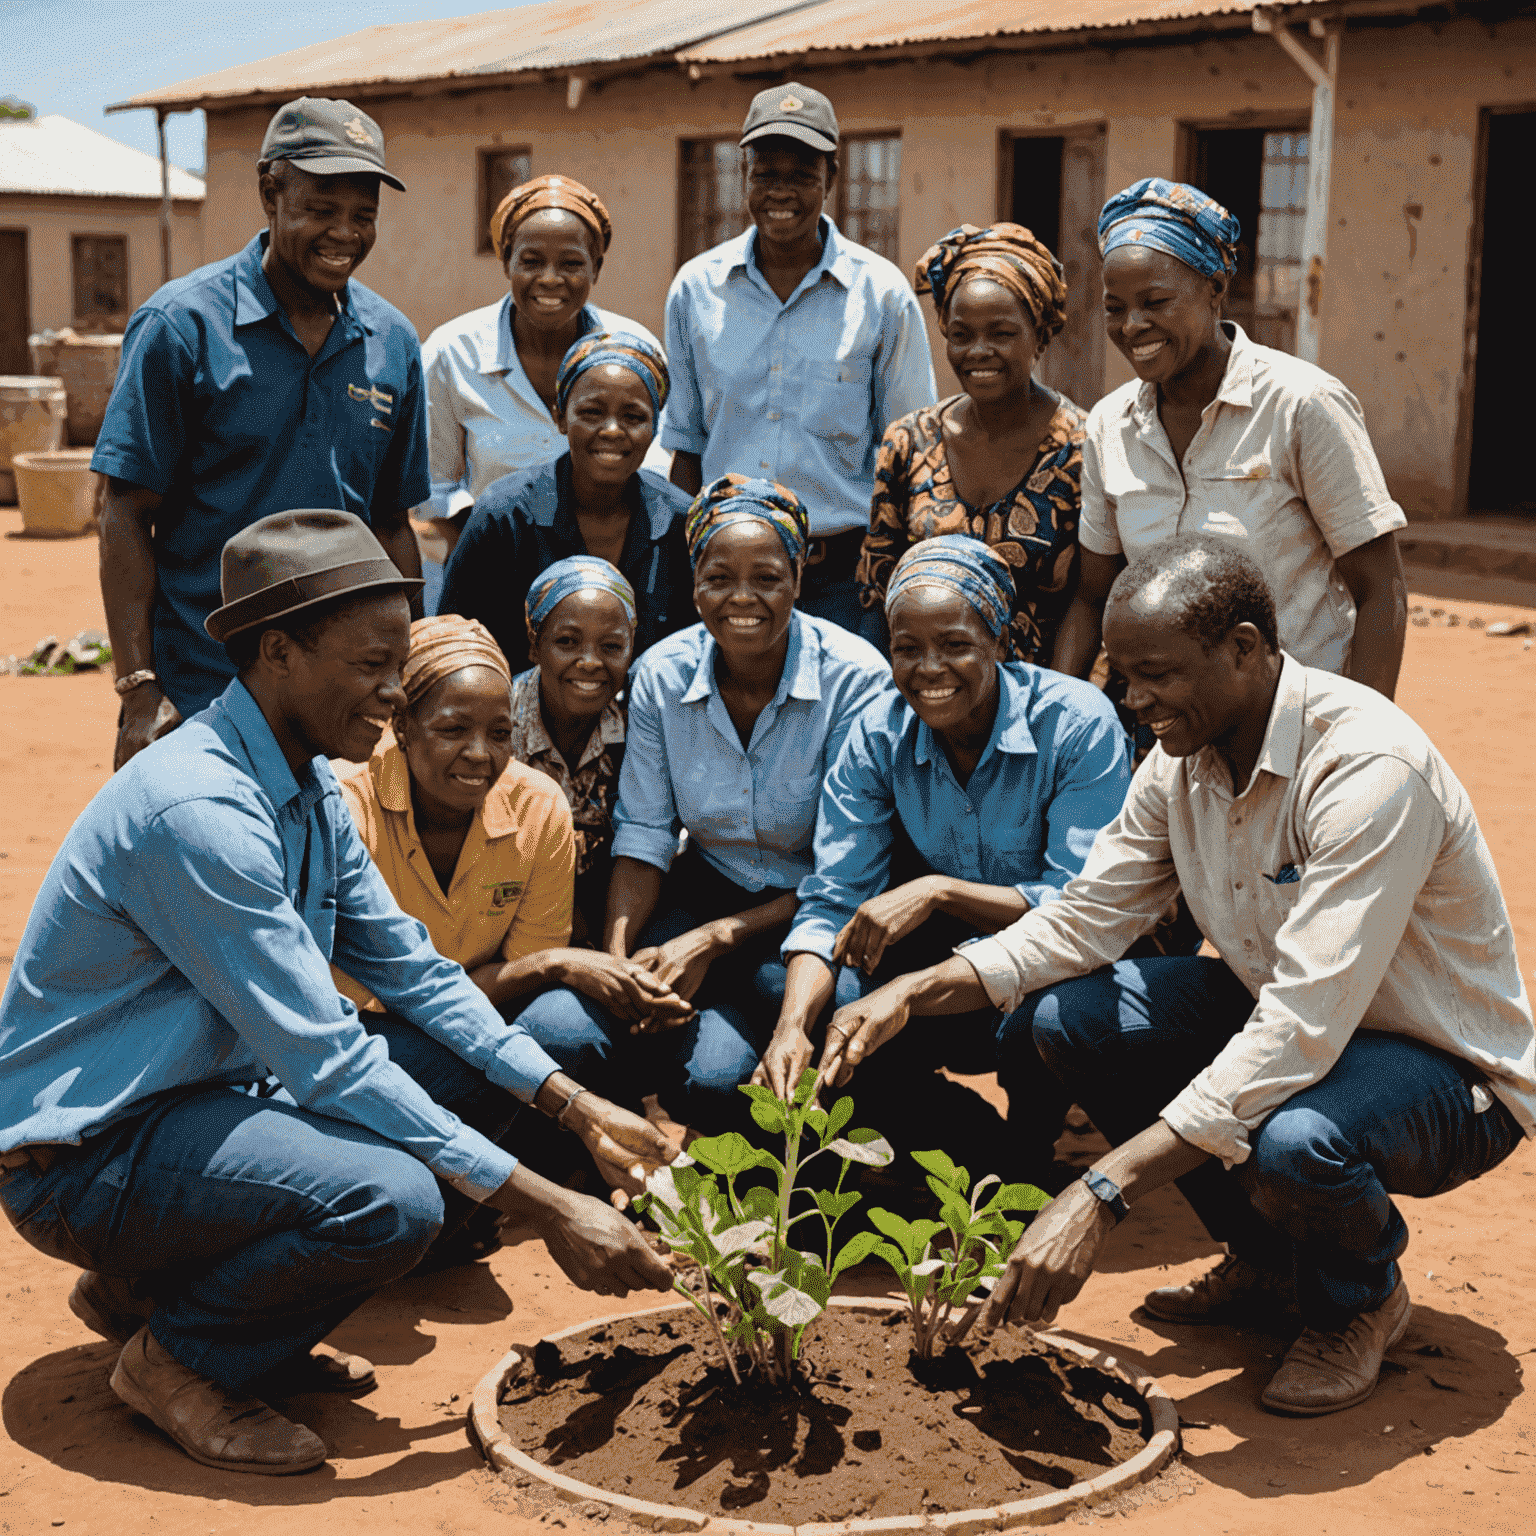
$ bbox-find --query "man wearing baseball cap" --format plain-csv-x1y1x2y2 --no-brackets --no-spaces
663,82,936,635
0,511,673,1476
93,96,431,772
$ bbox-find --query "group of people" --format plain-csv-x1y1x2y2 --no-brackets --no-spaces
0,79,1530,1484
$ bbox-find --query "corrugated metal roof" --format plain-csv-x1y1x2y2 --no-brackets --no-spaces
677,0,1320,62
111,0,820,111
0,115,204,200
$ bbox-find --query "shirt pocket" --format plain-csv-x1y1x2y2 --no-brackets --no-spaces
799,358,873,469
761,769,824,854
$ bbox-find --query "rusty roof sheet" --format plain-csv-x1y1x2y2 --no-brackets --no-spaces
0,115,204,199
110,0,820,111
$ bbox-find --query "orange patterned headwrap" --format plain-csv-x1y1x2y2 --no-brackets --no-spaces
491,173,613,262
401,615,511,708
914,222,1068,345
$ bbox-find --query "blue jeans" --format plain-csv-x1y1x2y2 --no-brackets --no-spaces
0,1012,524,1393
1021,957,1524,1330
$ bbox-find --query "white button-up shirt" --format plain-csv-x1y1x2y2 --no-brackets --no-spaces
419,293,669,521
1081,324,1407,675
960,656,1535,1166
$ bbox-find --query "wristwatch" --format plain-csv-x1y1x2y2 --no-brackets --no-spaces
1080,1168,1130,1224
114,669,159,696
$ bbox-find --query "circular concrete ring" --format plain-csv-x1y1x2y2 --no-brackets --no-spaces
470,1296,1181,1531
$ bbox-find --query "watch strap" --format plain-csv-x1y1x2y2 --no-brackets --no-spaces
1081,1168,1130,1224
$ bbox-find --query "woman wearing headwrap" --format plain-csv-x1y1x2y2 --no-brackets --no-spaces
1055,176,1407,700
519,476,891,1151
762,535,1131,1186
418,173,669,583
857,222,1089,664
438,331,693,677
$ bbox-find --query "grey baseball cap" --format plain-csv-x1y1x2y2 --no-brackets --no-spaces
739,82,839,154
260,97,406,191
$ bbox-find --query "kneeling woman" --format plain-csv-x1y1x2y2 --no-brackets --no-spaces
764,535,1132,1182
519,476,891,1135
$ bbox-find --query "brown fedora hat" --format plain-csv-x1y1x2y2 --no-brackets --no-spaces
205,509,423,644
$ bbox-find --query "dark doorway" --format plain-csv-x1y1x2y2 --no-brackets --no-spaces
0,229,30,374
1467,110,1536,514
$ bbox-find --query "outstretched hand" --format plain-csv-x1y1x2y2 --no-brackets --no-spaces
815,981,913,1091
543,1188,674,1296
978,1180,1115,1332
832,878,938,977
572,1095,676,1203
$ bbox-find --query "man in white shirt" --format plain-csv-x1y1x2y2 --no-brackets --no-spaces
816,535,1533,1417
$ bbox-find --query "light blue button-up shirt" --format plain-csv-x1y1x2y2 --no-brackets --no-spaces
787,664,1132,963
0,681,563,1201
662,217,937,537
612,611,892,892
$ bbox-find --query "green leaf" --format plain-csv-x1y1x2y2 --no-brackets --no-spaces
738,1184,780,1223
691,1131,773,1178
829,1132,894,1167
826,1096,854,1139
748,1096,789,1135
803,1106,829,1139
737,1083,779,1105
983,1182,1052,1214
939,1196,973,1233
831,1229,883,1278
870,1239,907,1274
868,1209,945,1265
813,1188,861,1223
710,1218,772,1257
911,1148,966,1192
747,1268,824,1326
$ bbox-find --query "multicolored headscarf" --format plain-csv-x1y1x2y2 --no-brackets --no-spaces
915,223,1068,344
524,555,637,647
554,331,669,420
1097,178,1241,280
402,614,511,708
684,474,810,569
491,173,613,263
885,535,1016,638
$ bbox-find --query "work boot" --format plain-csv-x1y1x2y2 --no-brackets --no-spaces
1260,1277,1412,1416
110,1327,328,1475
1142,1253,1295,1324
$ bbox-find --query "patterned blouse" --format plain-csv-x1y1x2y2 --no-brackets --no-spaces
508,666,626,877
857,394,1089,664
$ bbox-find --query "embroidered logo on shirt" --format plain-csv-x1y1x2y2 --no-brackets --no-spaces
1264,864,1301,885
488,880,524,908
344,116,376,147
349,382,393,410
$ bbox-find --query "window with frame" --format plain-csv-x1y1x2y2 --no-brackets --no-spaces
678,137,748,264
71,234,128,330
477,146,532,254
836,133,901,263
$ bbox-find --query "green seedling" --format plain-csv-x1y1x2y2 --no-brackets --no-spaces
866,1148,1049,1358
632,1068,893,1386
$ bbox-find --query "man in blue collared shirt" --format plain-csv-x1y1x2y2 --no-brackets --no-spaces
0,511,669,1477
93,97,431,770
663,83,936,634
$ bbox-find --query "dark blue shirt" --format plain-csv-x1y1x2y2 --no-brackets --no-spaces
91,233,431,716
0,681,559,1199
437,452,694,675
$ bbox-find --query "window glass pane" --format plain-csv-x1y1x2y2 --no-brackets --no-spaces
679,137,747,263
71,235,128,327
478,147,532,253
1251,128,1311,354
837,134,901,262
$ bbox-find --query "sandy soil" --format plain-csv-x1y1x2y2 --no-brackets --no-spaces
1,511,1533,1536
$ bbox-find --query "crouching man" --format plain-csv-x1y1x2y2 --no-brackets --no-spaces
0,510,673,1476
818,535,1534,1417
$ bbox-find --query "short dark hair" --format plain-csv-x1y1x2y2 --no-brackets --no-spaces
1108,535,1279,653
224,591,379,672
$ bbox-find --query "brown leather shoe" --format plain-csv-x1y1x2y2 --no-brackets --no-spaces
70,1271,154,1345
1142,1253,1295,1324
1260,1277,1412,1416
253,1348,377,1397
110,1327,328,1474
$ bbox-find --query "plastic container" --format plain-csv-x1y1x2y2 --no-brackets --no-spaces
27,329,123,447
11,449,100,537
0,375,68,504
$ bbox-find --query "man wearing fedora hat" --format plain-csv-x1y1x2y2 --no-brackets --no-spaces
93,96,431,774
663,81,936,636
0,511,674,1476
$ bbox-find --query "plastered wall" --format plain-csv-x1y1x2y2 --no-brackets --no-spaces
198,14,1536,520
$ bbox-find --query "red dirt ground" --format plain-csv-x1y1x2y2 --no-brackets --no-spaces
1,510,1533,1535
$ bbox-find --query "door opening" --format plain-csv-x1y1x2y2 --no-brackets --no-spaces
0,229,30,374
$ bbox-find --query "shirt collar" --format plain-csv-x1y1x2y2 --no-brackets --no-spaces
912,663,1037,767
544,453,669,541
1130,319,1252,426
220,677,320,812
679,611,820,707
371,732,522,838
512,665,625,770
731,216,852,295
486,294,602,377
232,231,370,339
1189,650,1306,797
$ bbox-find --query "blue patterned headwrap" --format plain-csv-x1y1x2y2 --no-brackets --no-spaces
1097,178,1240,280
554,330,669,419
885,535,1016,638
684,474,810,568
525,555,637,646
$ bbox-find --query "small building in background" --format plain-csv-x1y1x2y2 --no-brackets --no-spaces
0,115,204,373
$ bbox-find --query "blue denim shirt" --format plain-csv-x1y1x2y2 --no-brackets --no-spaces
0,682,561,1200
612,611,893,892
90,232,431,717
661,218,937,536
787,664,1132,963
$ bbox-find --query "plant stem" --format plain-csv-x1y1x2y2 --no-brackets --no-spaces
695,1260,741,1387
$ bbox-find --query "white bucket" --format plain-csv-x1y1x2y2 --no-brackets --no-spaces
0,375,68,504
11,449,100,538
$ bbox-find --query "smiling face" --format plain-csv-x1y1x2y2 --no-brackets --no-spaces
944,277,1040,403
506,208,599,333
533,587,634,729
888,584,1004,740
693,519,801,663
558,364,655,490
1102,244,1226,386
394,665,514,817
744,139,833,255
260,163,380,300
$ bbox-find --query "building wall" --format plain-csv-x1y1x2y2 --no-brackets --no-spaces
199,14,1536,520
0,195,204,333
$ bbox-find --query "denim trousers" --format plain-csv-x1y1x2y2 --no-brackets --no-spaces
1020,956,1524,1330
0,1012,524,1393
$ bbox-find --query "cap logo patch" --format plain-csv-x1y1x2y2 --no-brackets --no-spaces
779,94,803,112
343,115,375,147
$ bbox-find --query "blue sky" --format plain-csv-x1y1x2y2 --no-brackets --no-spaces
4,0,534,172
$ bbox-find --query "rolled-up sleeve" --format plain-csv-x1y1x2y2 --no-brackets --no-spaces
1162,756,1443,1167
659,277,708,456
1293,382,1408,559
90,309,193,493
1077,418,1121,558
611,663,683,871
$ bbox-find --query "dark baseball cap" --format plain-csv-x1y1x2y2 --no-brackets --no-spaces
739,82,838,155
260,97,406,192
